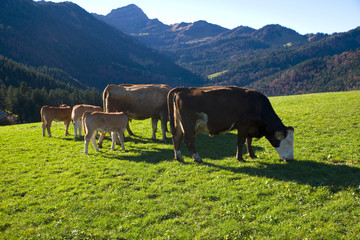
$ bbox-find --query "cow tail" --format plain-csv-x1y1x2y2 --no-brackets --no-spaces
82,112,89,135
71,108,75,122
167,87,183,135
40,106,46,124
40,107,44,123
102,85,110,112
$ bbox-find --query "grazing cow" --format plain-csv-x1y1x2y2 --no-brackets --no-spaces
83,111,128,154
167,86,294,163
71,104,103,138
40,104,72,137
99,84,171,146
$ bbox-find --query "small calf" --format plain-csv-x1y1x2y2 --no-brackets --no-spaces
83,111,128,154
40,104,72,137
71,104,103,138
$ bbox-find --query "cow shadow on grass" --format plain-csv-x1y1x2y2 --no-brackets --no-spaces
95,134,173,164
204,159,360,190
195,133,264,160
95,133,263,163
100,147,174,164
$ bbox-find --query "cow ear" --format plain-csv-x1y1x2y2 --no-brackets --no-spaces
275,131,285,140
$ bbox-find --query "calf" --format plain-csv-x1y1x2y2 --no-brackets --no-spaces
82,111,128,154
71,104,103,138
40,104,72,137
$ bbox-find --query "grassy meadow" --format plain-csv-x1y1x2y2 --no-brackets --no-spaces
1,90,360,239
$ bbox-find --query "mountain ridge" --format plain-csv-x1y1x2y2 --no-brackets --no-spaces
93,4,360,95
0,0,203,90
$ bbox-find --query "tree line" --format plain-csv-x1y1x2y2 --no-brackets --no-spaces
0,55,102,124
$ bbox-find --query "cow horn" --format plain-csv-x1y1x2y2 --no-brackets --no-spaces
275,131,285,140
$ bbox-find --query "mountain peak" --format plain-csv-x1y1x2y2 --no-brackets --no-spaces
108,4,148,19
253,24,306,45
102,4,149,34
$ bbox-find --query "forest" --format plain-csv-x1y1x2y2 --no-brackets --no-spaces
0,55,102,124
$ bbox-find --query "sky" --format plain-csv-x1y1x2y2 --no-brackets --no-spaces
36,0,360,34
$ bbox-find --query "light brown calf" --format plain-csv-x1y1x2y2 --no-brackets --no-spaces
40,104,72,137
82,111,128,154
71,104,103,138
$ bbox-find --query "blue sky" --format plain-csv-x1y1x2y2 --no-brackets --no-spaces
36,0,360,34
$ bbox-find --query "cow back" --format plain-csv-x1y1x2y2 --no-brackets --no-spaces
103,84,171,119
41,105,72,122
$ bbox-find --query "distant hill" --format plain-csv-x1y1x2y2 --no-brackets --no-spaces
96,4,360,95
249,49,360,96
0,54,102,123
0,0,203,90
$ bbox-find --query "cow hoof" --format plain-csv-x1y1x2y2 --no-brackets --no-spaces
249,154,257,159
194,158,203,164
237,158,246,163
175,158,185,163
192,153,203,163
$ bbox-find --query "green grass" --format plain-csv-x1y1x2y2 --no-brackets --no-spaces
1,90,360,239
208,70,229,80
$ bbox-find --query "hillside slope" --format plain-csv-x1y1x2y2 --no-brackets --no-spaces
249,49,360,96
0,0,203,90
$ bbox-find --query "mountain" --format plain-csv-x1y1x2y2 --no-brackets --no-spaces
0,0,203,90
96,4,360,95
252,24,307,46
213,27,360,87
95,4,150,34
249,49,360,96
93,5,228,49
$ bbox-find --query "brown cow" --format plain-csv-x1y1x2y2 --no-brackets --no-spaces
83,111,128,154
167,86,294,163
71,104,103,138
40,104,72,137
99,84,171,146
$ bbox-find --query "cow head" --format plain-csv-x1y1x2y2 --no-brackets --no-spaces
274,127,294,161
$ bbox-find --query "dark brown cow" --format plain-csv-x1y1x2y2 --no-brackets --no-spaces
98,84,171,146
40,104,72,137
167,86,294,163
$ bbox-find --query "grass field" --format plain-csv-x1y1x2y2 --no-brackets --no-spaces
1,90,360,239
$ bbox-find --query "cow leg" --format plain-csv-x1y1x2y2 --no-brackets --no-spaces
151,118,158,140
126,122,135,136
111,132,117,151
97,132,106,148
46,121,52,137
64,121,70,136
246,137,257,159
160,113,168,143
117,129,126,151
84,130,93,154
172,124,184,162
42,121,46,137
73,122,78,138
183,131,202,163
236,131,247,162
90,131,100,152
75,119,82,138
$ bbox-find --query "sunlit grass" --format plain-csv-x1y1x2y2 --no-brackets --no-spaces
1,90,360,239
208,70,229,80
